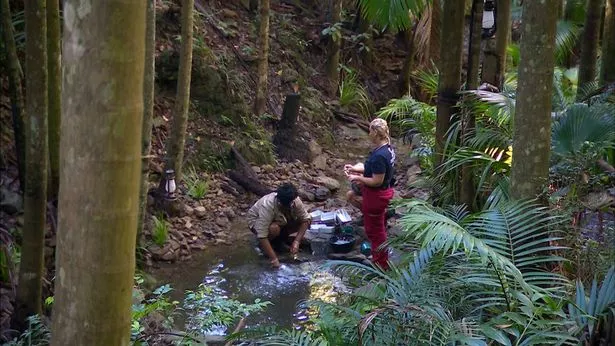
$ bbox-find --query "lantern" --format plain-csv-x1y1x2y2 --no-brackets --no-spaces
482,0,497,38
164,169,177,200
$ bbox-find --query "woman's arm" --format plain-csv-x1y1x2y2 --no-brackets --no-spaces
350,173,384,187
344,163,364,173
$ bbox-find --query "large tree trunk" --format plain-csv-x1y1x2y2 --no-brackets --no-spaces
434,0,465,166
577,0,604,97
47,0,60,199
254,0,270,115
165,0,193,182
50,0,145,344
429,0,441,67
0,0,26,191
460,0,484,210
510,0,558,201
325,0,342,96
138,0,156,239
13,0,48,329
600,0,615,84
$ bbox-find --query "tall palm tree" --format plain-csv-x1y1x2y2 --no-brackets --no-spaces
601,0,615,84
51,0,145,344
0,0,26,191
47,0,61,198
510,0,558,200
14,0,48,328
435,0,465,166
138,0,156,239
165,0,194,182
577,0,605,98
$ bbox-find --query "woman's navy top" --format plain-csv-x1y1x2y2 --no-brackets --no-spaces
363,144,395,189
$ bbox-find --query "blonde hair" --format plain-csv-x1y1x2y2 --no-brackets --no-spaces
370,118,390,144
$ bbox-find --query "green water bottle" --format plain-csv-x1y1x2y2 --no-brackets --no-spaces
360,241,371,256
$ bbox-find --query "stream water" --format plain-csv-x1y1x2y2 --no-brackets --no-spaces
148,221,347,339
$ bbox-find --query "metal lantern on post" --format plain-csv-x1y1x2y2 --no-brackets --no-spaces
482,0,497,38
164,169,177,200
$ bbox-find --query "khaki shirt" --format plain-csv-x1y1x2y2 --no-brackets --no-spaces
246,192,311,238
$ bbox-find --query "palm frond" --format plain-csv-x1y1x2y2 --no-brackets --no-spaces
551,103,615,156
555,20,581,65
568,266,615,339
358,0,428,32
411,63,439,100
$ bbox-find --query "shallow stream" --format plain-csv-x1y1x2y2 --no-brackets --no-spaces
148,222,347,338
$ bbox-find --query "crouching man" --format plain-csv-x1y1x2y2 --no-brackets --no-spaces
247,183,311,268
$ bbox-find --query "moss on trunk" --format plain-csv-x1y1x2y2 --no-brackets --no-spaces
50,0,145,344
600,0,615,84
510,0,558,200
138,0,156,239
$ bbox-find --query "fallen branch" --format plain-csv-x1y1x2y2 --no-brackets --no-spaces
332,109,370,132
224,317,247,346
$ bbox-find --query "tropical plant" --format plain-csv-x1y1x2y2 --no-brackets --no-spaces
4,315,50,346
151,215,169,246
248,198,613,345
184,166,209,199
338,70,373,119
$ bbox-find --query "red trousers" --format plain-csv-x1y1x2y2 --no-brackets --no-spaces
361,186,394,270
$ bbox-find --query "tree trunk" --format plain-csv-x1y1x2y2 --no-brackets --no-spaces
577,0,604,97
429,0,441,67
254,0,270,115
325,0,342,96
138,0,156,239
47,0,60,199
50,0,145,344
483,0,511,89
0,0,26,191
600,0,615,84
467,0,483,89
461,0,484,209
14,0,48,328
510,0,558,201
399,26,416,95
165,0,193,182
435,0,465,167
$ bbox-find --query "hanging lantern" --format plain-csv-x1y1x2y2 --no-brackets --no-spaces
482,0,497,38
164,169,177,200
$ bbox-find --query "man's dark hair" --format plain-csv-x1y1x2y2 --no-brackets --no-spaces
276,183,298,207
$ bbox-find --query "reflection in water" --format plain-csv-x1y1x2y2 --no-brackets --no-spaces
149,227,346,338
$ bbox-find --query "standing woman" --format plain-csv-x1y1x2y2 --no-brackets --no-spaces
345,118,395,269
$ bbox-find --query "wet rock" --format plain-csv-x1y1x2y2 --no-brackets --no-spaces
215,216,230,227
0,187,23,215
316,176,340,191
169,239,181,251
262,164,274,173
312,154,328,170
149,243,173,261
147,194,155,207
308,139,322,160
194,206,207,218
298,189,315,202
183,204,194,216
314,187,330,201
